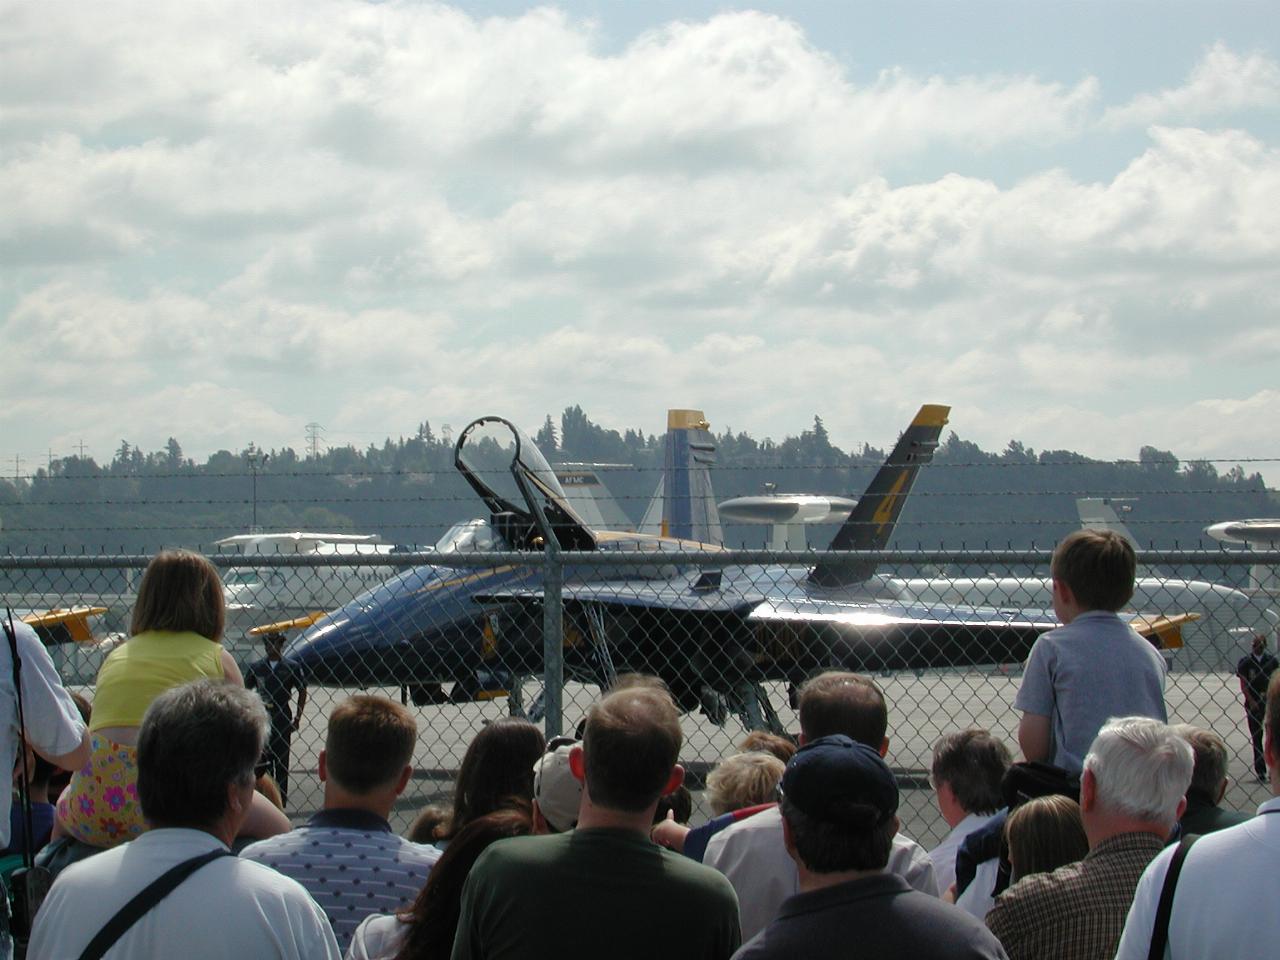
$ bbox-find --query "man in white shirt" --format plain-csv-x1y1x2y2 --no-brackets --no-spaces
30,680,340,959
928,729,1010,895
1114,671,1280,959
0,617,89,849
704,671,937,942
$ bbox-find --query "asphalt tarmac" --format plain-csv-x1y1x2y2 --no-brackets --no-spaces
266,669,1272,849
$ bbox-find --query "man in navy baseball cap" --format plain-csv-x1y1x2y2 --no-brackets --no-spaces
735,736,1008,960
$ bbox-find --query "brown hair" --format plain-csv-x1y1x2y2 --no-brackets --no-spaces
798,672,887,746
1005,794,1088,881
130,549,225,640
1171,724,1228,805
738,730,797,763
444,718,545,838
395,802,534,960
582,687,682,812
325,696,417,794
1050,530,1136,612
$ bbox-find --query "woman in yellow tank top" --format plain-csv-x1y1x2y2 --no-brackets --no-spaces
56,550,291,847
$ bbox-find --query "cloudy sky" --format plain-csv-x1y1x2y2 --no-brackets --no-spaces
3,0,1278,481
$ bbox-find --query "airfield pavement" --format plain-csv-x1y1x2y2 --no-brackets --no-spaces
187,667,1276,851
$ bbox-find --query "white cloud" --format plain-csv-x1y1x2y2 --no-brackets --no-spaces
2,3,1279,487
1104,42,1280,128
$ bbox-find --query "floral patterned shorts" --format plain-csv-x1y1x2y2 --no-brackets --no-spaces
55,734,146,847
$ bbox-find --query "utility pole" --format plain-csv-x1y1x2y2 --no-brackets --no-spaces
12,454,22,482
245,445,269,533
76,439,88,459
305,422,324,459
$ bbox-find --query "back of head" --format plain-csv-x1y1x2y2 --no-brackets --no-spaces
450,718,545,834
138,679,267,829
931,729,1012,816
407,804,451,844
654,784,694,825
1171,724,1228,805
325,695,418,795
779,735,899,874
1083,717,1193,828
798,671,887,746
401,802,534,960
131,549,226,640
738,730,797,764
582,687,682,812
706,751,786,816
1050,530,1136,611
1004,795,1088,881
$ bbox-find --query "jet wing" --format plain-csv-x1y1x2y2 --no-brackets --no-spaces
477,579,766,615
21,606,109,645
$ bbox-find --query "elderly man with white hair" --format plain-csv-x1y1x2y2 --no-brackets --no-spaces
984,716,1192,960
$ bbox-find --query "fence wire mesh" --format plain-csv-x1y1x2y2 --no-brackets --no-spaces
4,547,1277,848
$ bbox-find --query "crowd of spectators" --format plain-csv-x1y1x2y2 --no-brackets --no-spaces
7,531,1279,959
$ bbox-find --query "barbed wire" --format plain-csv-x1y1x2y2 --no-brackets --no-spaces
0,486,1272,511
5,455,1279,483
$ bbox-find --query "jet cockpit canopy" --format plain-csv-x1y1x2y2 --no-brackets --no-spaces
454,417,596,551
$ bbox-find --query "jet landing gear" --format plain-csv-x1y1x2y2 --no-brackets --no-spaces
729,682,784,735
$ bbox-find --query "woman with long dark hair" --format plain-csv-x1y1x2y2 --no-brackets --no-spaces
347,803,534,960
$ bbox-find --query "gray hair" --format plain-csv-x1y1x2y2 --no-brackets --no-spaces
137,680,268,829
1083,717,1193,826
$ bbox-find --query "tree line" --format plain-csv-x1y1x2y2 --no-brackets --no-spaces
0,405,1273,559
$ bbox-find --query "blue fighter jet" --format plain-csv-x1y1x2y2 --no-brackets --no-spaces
285,404,1190,726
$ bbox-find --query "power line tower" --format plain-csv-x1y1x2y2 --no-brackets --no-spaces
305,422,324,459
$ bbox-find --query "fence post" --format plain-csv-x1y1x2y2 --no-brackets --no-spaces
542,546,564,739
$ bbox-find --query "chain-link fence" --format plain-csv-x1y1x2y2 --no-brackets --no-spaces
3,548,1277,848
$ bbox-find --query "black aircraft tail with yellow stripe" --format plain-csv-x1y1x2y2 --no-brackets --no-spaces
807,404,950,588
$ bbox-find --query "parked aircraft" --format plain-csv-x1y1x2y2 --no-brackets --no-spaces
1205,518,1280,596
284,404,1194,728
884,498,1276,670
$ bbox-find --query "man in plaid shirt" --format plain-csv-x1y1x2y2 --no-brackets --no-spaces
985,717,1192,960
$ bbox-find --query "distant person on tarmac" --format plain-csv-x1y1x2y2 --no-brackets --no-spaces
246,630,307,806
1236,632,1279,781
1016,530,1167,777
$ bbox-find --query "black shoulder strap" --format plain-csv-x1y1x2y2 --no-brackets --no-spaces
1147,833,1199,960
78,849,231,960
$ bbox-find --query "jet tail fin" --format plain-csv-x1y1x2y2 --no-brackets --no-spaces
640,410,723,545
808,404,950,588
554,464,634,532
1076,498,1139,549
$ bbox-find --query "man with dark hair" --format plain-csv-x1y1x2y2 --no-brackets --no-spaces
1017,530,1167,776
929,729,1012,893
452,687,740,960
29,680,339,958
241,695,439,951
1115,673,1280,958
704,671,937,942
1236,632,1278,781
736,736,1007,959
1172,724,1249,835
245,629,307,805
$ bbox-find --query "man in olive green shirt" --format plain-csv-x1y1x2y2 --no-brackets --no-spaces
452,687,741,960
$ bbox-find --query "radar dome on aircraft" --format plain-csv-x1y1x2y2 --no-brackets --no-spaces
718,489,858,550
1205,520,1280,546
